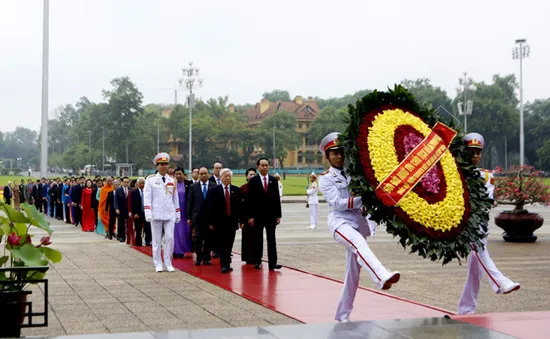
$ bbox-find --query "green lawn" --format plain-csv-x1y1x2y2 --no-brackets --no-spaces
0,176,36,187
230,175,313,196
0,175,316,196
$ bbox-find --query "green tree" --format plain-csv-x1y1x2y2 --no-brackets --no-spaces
307,106,348,145
455,75,519,169
102,77,144,163
2,127,39,160
536,139,550,170
262,90,291,102
525,98,550,167
257,111,300,168
315,89,371,110
401,78,452,111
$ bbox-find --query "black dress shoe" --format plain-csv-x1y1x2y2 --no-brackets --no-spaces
221,267,229,273
229,267,233,271
254,264,262,270
195,260,201,266
203,261,212,265
269,264,283,270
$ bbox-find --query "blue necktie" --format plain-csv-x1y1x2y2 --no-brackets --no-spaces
202,183,207,199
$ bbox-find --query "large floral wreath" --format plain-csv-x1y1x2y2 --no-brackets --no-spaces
342,85,492,265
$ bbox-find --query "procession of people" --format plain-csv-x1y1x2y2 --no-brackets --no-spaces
1,130,522,322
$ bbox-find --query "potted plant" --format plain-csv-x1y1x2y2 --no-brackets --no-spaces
493,165,550,242
0,201,63,338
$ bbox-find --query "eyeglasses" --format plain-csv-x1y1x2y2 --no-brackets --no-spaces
158,163,169,166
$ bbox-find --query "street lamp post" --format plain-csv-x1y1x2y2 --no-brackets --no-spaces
272,126,276,170
180,62,203,174
456,72,477,133
513,39,530,166
40,0,49,178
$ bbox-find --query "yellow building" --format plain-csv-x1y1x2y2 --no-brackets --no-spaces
245,96,323,167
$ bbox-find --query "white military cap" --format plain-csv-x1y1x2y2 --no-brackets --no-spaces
463,133,484,149
274,173,280,178
319,132,344,153
153,152,171,165
310,171,317,178
220,168,233,177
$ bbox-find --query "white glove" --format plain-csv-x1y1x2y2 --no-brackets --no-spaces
145,217,151,222
175,218,181,224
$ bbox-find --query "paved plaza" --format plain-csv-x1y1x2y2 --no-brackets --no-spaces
21,199,550,336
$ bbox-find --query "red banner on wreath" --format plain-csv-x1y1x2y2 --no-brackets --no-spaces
375,122,457,206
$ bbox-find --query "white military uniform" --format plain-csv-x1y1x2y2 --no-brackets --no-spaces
306,176,319,229
276,174,283,203
144,171,180,272
319,165,398,321
457,133,520,314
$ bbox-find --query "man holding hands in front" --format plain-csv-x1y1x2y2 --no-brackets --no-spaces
144,153,180,273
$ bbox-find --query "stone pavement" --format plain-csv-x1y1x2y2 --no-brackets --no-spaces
270,203,550,315
20,203,550,336
21,226,299,336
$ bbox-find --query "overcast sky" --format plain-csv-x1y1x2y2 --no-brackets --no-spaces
1,0,548,133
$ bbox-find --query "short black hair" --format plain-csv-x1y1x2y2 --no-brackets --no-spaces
245,168,257,176
192,167,200,172
122,176,129,181
175,167,185,174
256,157,270,166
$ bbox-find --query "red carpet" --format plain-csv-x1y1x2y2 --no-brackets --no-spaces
453,311,550,339
132,246,451,323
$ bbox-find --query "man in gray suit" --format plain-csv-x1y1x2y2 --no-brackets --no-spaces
187,166,217,266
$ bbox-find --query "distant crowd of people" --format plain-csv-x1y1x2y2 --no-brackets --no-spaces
2,158,288,274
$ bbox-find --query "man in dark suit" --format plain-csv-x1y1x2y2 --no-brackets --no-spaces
130,177,151,246
208,168,241,273
247,157,282,271
55,178,63,220
19,181,26,204
105,179,120,239
33,179,42,212
187,166,217,265
114,177,130,242
71,177,83,225
41,179,49,215
3,182,13,205
208,161,223,186
239,168,257,264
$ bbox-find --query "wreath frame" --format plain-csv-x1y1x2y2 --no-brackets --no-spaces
342,85,493,265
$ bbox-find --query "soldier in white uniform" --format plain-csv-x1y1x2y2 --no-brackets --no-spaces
457,133,520,314
275,173,283,202
306,172,319,229
144,152,181,273
318,132,400,322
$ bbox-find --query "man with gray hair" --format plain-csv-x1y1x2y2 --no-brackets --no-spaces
208,168,242,273
131,177,151,246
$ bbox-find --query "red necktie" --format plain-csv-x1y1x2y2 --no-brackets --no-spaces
263,177,268,193
225,186,231,216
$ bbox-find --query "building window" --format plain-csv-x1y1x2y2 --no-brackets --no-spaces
298,151,304,164
299,123,303,129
